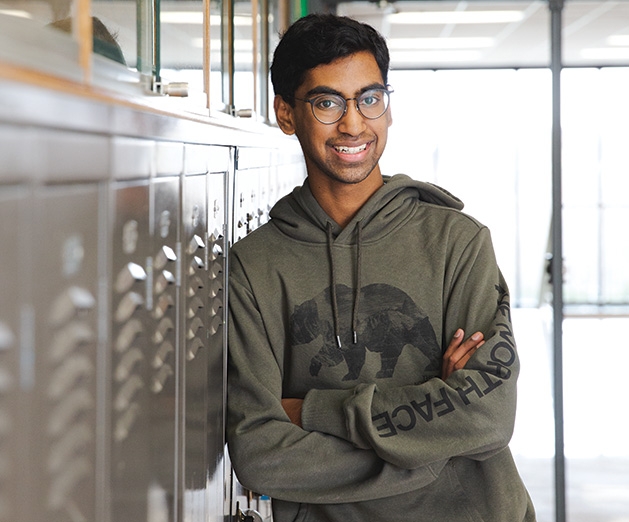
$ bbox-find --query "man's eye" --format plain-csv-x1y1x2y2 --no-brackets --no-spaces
315,97,343,111
360,92,381,107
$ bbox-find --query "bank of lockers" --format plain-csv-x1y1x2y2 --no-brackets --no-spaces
0,121,305,522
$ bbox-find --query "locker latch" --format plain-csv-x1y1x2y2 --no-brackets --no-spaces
235,503,263,522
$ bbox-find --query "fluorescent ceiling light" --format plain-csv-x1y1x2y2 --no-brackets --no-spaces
581,47,629,60
161,12,202,24
388,11,525,25
607,35,629,46
391,50,483,63
387,37,494,50
195,38,253,52
161,12,251,25
0,9,32,18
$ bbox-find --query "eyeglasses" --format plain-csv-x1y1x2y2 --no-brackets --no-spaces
294,87,393,125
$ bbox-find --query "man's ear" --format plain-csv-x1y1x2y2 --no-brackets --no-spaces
274,95,296,135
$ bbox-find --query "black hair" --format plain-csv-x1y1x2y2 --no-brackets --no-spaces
49,16,126,66
270,14,390,104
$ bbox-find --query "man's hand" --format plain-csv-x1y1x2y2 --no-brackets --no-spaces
282,398,304,427
441,329,484,380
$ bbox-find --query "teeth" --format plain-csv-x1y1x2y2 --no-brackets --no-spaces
335,144,367,154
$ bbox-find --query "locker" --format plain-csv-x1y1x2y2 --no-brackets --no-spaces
148,176,180,522
0,186,29,522
206,170,228,522
181,170,210,521
109,179,153,521
30,183,101,522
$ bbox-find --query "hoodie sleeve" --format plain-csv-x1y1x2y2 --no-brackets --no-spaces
226,254,449,504
300,226,519,470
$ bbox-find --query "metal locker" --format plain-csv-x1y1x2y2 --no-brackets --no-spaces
233,148,267,243
0,186,29,522
206,170,228,522
148,176,181,522
181,170,210,521
109,179,152,522
30,183,101,522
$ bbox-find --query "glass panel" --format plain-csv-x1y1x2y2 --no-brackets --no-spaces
337,0,551,69
562,66,629,520
209,0,228,111
511,308,555,522
70,0,134,74
564,317,629,521
382,69,553,307
233,0,255,116
265,0,281,123
513,69,553,308
599,68,629,207
562,69,602,208
563,0,629,67
0,0,80,78
601,208,629,304
562,67,629,309
563,206,599,304
160,0,206,108
0,0,73,34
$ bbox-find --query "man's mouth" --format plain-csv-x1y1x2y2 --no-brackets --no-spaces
334,143,368,154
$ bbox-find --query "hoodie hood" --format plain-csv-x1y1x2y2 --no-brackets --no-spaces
269,174,464,243
268,174,464,349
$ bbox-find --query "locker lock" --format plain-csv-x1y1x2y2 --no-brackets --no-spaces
235,505,263,522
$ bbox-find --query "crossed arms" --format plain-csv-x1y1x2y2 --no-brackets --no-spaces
282,328,485,427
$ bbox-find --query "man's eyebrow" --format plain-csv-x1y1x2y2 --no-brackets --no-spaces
304,82,386,98
304,86,343,98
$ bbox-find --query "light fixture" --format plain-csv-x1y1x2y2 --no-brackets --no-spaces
390,50,483,63
0,9,32,19
387,37,494,50
387,10,525,25
607,35,629,46
161,12,252,26
581,48,629,60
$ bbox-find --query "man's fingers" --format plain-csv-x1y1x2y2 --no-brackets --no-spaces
443,328,464,358
453,340,485,371
441,331,485,380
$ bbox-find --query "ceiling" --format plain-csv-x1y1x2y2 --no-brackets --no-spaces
2,0,628,71
94,0,629,70
335,0,629,69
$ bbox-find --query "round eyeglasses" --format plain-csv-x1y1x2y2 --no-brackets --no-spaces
294,88,393,125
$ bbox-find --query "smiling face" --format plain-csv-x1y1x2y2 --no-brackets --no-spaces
274,51,392,192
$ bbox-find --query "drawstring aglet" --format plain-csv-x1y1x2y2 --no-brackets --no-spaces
336,335,342,348
353,331,357,344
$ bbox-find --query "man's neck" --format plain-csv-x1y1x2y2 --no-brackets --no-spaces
308,172,384,229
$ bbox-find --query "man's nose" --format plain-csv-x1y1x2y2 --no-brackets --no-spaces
337,100,366,134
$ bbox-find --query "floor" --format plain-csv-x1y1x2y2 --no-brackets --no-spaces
510,310,629,522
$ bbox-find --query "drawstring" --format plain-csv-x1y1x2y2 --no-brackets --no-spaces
326,221,363,348
326,222,342,348
352,221,362,344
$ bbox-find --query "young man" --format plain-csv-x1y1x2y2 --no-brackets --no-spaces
227,13,536,522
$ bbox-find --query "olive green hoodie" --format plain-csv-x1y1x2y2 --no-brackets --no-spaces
227,174,536,522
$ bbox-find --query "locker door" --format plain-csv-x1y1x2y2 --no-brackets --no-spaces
148,176,180,522
181,171,209,521
0,186,29,522
233,166,261,244
206,171,227,522
110,180,152,521
31,183,101,522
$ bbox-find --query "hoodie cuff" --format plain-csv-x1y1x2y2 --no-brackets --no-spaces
301,388,354,441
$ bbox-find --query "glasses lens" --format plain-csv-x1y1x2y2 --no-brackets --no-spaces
357,89,390,119
311,94,345,124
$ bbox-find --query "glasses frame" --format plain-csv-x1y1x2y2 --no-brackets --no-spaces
294,87,394,125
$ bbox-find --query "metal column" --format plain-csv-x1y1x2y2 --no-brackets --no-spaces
549,1,566,521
